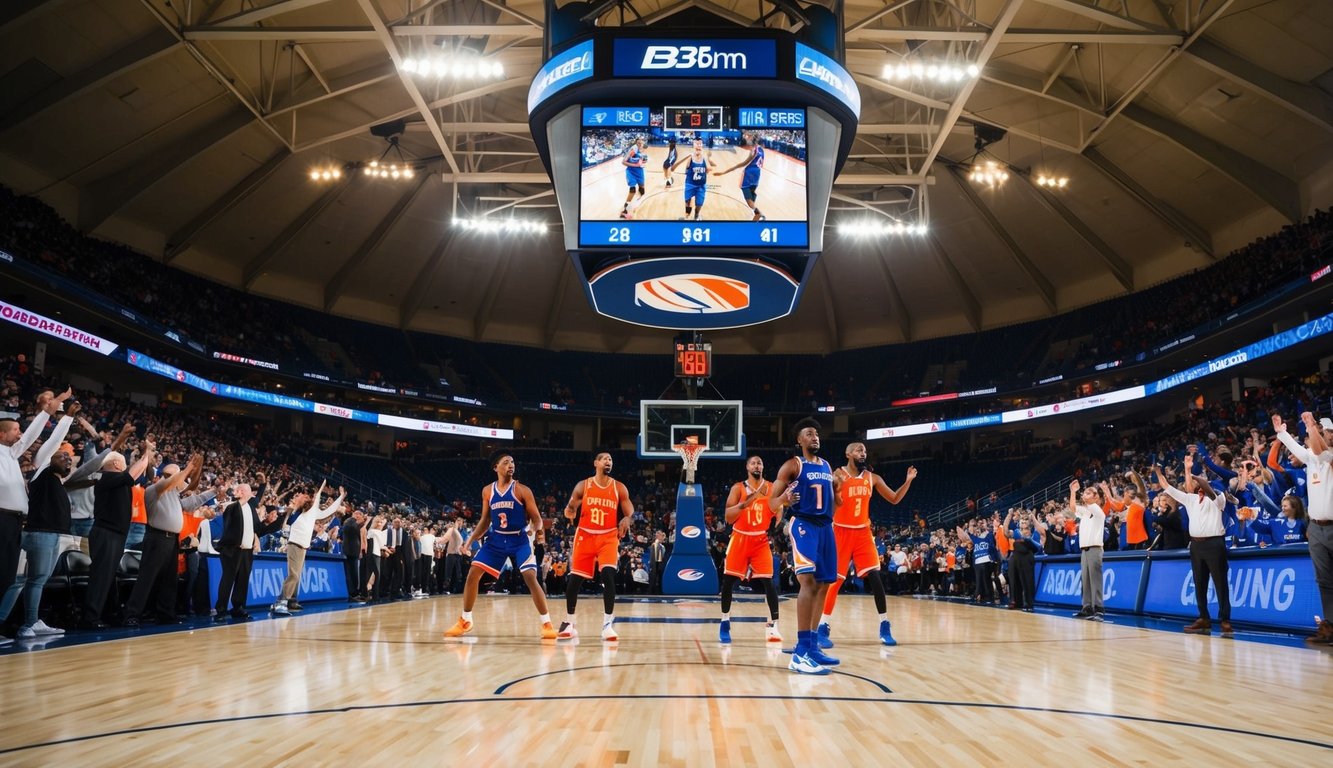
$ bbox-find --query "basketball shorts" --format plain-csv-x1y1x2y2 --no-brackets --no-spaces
741,184,759,202
789,517,837,583
472,533,535,578
684,183,706,206
834,525,881,579
625,167,645,187
724,533,774,579
570,528,620,579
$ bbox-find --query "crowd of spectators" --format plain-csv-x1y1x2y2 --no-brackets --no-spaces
4,191,1328,424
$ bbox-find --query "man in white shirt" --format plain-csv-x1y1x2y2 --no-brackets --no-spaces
1071,479,1107,621
416,526,436,597
1156,457,1231,636
272,484,333,615
1273,412,1333,645
0,388,71,634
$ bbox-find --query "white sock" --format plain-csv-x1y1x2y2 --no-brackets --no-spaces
603,614,614,626
721,612,731,621
879,613,888,622
563,618,575,627
461,611,473,623
820,613,833,625
539,614,551,625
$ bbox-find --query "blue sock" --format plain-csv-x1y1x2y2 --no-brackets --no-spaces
796,630,812,654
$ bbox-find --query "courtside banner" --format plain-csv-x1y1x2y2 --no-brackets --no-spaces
0,300,118,355
585,257,803,330
206,552,347,607
1034,556,1147,612
1140,548,1318,631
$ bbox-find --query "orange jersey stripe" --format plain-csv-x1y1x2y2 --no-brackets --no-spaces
834,472,872,527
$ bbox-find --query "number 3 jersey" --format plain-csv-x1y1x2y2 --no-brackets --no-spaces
834,471,872,529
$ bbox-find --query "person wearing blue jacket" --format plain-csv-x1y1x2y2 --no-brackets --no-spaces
1246,494,1308,546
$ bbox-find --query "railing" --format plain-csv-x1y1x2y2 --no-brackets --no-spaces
927,473,1074,530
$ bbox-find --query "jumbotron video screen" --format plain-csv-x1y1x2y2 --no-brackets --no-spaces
578,105,808,248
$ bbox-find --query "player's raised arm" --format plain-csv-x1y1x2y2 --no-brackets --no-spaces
519,484,546,545
873,465,917,504
768,458,800,513
616,480,634,537
724,482,751,524
564,480,585,520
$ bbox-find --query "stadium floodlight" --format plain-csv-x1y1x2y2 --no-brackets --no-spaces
453,218,549,235
838,220,928,238
882,60,982,84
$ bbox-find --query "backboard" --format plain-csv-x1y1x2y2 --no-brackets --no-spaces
638,400,744,459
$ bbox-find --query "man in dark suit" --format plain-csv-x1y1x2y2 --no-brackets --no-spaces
213,480,291,620
384,518,407,599
341,508,366,602
80,438,156,629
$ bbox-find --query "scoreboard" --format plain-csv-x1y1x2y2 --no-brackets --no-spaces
527,26,861,331
578,104,808,249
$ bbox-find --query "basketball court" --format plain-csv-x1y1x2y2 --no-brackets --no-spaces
2,596,1328,762
579,143,808,223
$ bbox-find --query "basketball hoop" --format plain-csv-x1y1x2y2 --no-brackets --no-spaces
672,436,707,489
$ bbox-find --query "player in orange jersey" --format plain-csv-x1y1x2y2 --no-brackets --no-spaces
817,442,916,648
558,450,634,642
443,451,558,640
718,455,794,644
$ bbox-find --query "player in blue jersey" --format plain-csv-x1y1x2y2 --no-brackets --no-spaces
720,132,767,222
662,138,678,188
671,139,718,221
769,417,840,674
620,137,648,219
444,451,558,640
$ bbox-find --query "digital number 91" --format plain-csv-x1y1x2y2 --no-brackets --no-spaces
681,227,710,244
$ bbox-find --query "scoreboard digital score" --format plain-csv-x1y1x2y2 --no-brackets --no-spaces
674,341,713,379
578,105,808,248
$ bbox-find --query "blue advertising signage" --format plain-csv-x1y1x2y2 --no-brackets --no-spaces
206,552,348,608
585,257,805,331
582,106,651,127
662,481,717,594
528,40,595,113
1146,312,1333,395
1140,550,1318,630
613,39,777,78
738,108,805,128
579,221,806,249
794,43,861,117
1034,557,1146,612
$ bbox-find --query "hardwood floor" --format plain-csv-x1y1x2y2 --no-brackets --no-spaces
2,594,1329,764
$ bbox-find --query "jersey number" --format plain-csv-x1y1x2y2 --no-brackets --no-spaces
497,512,508,529
813,485,823,510
748,505,765,527
589,507,607,526
854,498,863,518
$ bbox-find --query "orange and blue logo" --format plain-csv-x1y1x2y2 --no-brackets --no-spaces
680,525,703,539
634,274,750,314
677,569,706,581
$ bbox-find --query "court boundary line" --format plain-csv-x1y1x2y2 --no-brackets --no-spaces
2,693,1329,755
492,660,894,695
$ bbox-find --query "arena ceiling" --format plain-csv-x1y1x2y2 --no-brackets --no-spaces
1,0,1331,355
